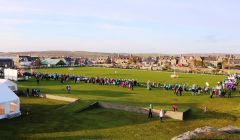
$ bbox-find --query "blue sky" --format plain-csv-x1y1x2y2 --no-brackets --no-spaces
0,0,240,54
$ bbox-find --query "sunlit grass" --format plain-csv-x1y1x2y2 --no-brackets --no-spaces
0,67,239,140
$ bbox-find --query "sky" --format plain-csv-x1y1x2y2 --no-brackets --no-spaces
0,0,240,54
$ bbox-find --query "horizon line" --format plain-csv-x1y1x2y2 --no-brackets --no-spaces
0,50,239,55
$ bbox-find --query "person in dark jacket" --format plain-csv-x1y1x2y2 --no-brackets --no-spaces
148,104,153,118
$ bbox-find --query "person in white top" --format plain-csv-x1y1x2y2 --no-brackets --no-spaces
159,109,164,122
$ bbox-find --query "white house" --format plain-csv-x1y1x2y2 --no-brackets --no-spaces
0,83,21,120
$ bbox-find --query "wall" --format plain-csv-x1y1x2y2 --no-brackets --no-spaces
44,94,79,102
98,102,190,120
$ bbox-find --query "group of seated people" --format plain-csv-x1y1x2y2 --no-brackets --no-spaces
16,88,41,97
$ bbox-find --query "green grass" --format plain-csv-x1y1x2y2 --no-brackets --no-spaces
1,67,239,140
0,98,157,140
33,67,225,87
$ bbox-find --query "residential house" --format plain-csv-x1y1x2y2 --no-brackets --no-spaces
31,57,41,67
18,55,33,68
203,56,218,67
0,58,14,68
113,56,130,66
229,58,240,66
178,56,194,67
64,57,75,66
97,56,111,64
75,58,93,65
142,57,156,66
158,56,178,66
192,56,204,68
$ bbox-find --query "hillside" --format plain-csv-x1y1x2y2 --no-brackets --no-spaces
0,51,239,58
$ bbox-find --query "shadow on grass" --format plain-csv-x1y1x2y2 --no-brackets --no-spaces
40,88,133,97
0,99,156,137
184,107,238,122
30,135,107,140
1,97,238,140
231,95,240,98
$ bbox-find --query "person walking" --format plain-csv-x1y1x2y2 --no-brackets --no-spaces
159,109,164,122
26,88,30,97
148,104,153,118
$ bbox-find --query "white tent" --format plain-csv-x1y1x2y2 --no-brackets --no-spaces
0,84,21,119
4,69,18,81
0,79,18,91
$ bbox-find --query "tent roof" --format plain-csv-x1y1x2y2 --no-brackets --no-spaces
0,79,17,87
0,84,19,103
41,58,66,65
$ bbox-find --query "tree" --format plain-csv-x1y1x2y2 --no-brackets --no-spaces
74,58,80,65
33,59,41,67
128,58,137,64
193,59,204,68
105,57,112,64
221,58,229,69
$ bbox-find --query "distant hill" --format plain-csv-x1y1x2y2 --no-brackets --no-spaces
0,51,239,58
0,51,115,58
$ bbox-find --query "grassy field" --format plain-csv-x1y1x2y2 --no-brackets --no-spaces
1,67,240,140
33,67,226,87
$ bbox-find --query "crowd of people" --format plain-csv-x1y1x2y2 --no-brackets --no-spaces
29,72,137,90
21,71,240,122
17,88,41,97
24,72,240,98
148,74,240,98
209,74,239,98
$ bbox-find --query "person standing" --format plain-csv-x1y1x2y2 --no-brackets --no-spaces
36,77,40,85
148,104,153,118
26,88,30,97
147,81,151,91
210,89,214,98
74,77,77,83
178,86,183,96
128,81,134,91
239,84,240,95
66,85,71,93
61,77,64,83
227,88,232,98
159,109,164,122
204,106,207,113
172,104,178,112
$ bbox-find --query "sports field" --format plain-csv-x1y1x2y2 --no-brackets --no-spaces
33,67,225,87
1,67,240,140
